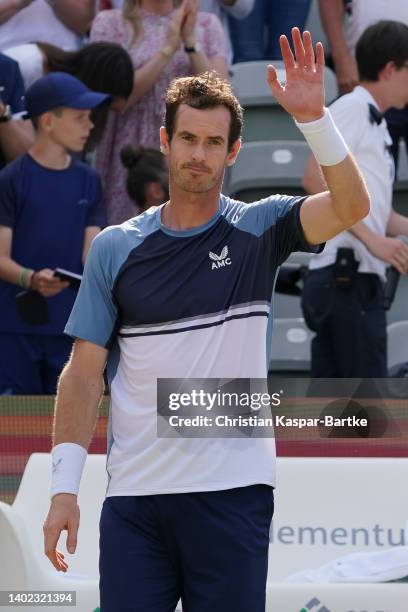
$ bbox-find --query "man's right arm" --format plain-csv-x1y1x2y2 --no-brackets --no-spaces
43,339,107,572
318,0,359,94
302,154,408,273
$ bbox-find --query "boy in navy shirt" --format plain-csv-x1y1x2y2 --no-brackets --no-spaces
0,73,108,394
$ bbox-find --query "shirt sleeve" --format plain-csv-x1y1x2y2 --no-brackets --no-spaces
0,165,18,228
233,194,325,266
85,173,107,229
272,196,325,265
65,229,119,348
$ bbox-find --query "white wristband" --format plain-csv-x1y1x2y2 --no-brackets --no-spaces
294,108,349,166
50,442,87,499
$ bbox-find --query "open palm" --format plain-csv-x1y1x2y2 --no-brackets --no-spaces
267,27,325,123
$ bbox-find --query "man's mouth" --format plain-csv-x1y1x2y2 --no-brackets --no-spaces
183,164,210,173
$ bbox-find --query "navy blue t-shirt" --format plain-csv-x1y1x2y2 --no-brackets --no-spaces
0,153,106,335
0,53,26,170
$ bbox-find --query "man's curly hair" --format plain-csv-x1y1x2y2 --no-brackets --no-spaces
164,71,243,151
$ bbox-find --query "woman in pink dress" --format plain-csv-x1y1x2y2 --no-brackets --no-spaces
91,0,228,224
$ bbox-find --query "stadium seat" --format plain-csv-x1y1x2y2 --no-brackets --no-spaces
0,453,105,612
230,60,338,142
387,320,408,372
224,140,309,202
269,317,313,372
267,457,408,610
2,454,407,611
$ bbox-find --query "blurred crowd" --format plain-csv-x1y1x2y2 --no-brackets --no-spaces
1,0,408,393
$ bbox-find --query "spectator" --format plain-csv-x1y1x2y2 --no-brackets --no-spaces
5,42,134,151
0,52,34,169
121,145,169,212
229,0,312,62
318,0,408,171
0,73,108,395
199,0,254,65
91,0,228,225
0,0,94,52
301,21,408,378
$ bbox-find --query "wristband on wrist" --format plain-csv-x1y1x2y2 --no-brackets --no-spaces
18,267,34,289
294,108,349,166
50,442,87,499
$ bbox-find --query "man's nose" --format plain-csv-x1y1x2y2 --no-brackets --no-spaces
191,143,205,161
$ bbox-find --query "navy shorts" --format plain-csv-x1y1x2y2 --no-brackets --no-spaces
99,485,274,612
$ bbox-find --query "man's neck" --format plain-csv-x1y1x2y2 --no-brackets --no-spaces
29,135,71,170
162,184,221,231
360,82,391,113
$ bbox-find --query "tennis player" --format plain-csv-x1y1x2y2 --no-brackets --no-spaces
43,28,369,612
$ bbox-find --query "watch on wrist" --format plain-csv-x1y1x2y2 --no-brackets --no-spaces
184,42,202,54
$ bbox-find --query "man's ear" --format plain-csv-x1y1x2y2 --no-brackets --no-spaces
160,126,170,156
225,138,241,167
39,112,54,133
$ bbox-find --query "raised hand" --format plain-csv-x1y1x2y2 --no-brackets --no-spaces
267,27,325,123
165,0,188,54
181,0,199,47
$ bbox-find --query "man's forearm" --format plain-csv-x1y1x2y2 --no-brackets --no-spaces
387,210,408,237
320,154,369,226
53,364,103,449
318,0,348,60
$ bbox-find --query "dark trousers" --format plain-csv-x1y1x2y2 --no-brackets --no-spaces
0,333,73,394
229,0,312,62
100,485,274,612
301,266,387,378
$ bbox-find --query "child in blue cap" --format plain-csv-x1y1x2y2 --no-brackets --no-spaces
0,72,109,394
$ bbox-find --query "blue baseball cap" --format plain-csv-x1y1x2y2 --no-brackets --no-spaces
25,72,111,118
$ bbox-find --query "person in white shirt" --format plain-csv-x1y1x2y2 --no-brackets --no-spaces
318,0,408,172
302,20,408,378
0,0,95,52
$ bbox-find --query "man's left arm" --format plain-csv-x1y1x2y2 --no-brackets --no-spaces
52,0,95,37
267,28,370,246
387,210,408,238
